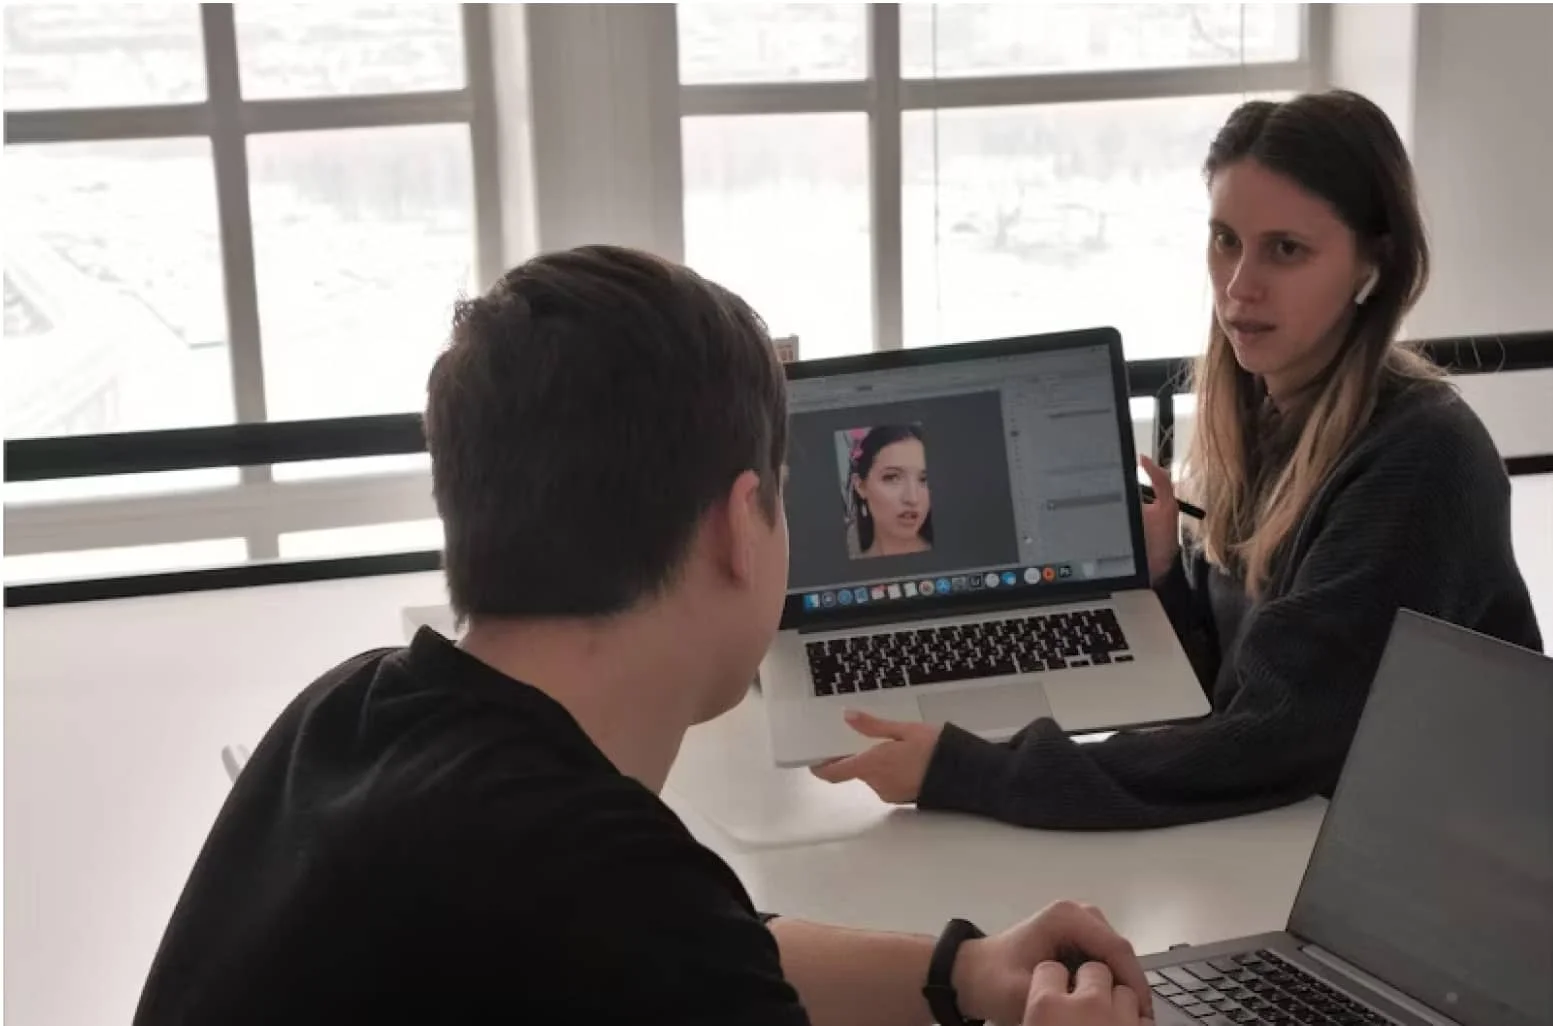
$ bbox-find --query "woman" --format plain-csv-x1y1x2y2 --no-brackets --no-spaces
814,90,1542,829
849,424,933,558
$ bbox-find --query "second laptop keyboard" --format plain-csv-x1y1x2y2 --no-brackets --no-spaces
806,607,1132,696
1148,949,1399,1026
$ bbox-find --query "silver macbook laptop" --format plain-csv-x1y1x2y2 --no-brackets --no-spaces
1142,610,1553,1026
761,328,1210,767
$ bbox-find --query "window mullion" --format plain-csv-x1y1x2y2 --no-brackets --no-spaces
867,3,905,352
200,3,277,561
1303,3,1334,89
200,4,267,427
461,3,506,290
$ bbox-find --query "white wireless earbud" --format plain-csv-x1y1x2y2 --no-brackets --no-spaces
1355,269,1380,305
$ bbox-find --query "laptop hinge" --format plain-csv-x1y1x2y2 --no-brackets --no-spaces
1300,943,1461,1026
794,588,1118,635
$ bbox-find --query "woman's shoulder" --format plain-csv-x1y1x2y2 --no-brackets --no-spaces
1352,376,1507,488
1370,376,1500,456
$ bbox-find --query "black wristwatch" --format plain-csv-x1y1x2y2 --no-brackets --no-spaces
923,918,986,1026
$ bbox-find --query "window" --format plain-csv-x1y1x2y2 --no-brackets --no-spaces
3,538,251,586
4,4,499,577
231,4,465,99
3,4,498,443
278,518,443,561
682,113,872,361
677,4,874,360
4,138,230,440
677,4,1321,358
4,5,1323,586
676,3,867,84
2,4,207,110
898,4,1302,78
902,93,1265,353
247,125,475,422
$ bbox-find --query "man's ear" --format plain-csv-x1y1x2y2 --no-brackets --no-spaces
720,470,765,585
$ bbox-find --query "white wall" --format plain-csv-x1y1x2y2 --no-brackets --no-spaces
1409,5,1553,465
1329,4,1553,464
1408,4,1553,338
1326,4,1418,153
521,4,685,258
1404,5,1553,629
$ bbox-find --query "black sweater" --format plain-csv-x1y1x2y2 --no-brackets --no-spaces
917,379,1542,830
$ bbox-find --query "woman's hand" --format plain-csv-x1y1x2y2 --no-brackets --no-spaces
1138,455,1181,585
809,710,941,803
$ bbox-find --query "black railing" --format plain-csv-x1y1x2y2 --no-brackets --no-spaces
1124,331,1553,477
6,330,1550,607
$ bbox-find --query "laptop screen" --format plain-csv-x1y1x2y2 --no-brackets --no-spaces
780,330,1145,626
1287,612,1553,1026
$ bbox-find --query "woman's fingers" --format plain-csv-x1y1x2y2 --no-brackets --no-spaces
1138,455,1176,504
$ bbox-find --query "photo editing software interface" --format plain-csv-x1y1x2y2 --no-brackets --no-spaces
785,343,1138,614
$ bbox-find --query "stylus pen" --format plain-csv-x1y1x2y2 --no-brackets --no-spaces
1139,483,1207,521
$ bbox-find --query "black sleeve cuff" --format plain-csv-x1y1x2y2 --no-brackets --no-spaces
918,722,1018,818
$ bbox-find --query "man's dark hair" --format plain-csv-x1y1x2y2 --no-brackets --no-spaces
425,245,787,620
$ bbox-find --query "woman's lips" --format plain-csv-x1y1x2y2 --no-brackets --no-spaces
1227,319,1276,344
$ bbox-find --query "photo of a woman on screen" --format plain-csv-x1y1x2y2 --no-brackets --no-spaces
843,424,933,558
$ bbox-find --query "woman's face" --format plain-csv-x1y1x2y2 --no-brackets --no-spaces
1208,158,1374,400
858,438,930,549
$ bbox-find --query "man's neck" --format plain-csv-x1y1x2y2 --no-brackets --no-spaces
457,610,704,792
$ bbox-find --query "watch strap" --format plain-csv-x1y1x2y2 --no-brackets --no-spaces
922,918,986,1026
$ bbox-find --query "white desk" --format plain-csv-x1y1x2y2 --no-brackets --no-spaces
4,572,1326,1026
663,685,1324,950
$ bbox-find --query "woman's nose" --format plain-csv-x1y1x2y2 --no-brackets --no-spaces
1225,257,1264,301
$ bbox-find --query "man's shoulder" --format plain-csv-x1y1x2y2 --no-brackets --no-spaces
280,630,607,785
444,769,732,886
286,641,408,720
271,632,755,904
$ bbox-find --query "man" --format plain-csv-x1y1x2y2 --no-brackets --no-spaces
134,246,1153,1025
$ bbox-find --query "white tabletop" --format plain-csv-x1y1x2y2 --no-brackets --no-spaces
671,792,1324,954
663,684,1325,949
4,570,1325,1026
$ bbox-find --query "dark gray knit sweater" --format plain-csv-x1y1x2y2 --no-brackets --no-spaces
917,379,1543,830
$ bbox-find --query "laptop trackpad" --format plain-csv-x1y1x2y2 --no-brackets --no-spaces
918,683,1052,733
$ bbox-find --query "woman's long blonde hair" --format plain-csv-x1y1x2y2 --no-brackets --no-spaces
1184,91,1438,596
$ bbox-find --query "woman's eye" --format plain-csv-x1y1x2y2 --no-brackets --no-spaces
1273,238,1305,260
1211,230,1238,252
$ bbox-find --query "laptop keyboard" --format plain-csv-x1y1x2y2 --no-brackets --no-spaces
805,608,1132,696
1148,950,1398,1026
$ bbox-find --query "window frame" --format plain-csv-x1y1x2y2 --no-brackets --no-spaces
677,3,1330,352
3,3,502,562
3,3,1329,581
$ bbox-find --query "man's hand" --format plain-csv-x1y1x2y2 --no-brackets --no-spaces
951,902,1154,1025
809,710,941,804
1023,961,1151,1025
